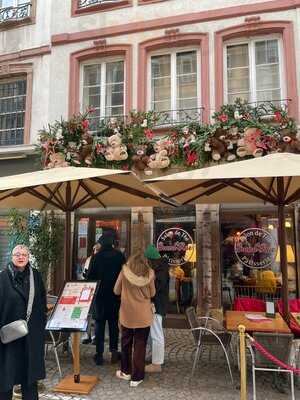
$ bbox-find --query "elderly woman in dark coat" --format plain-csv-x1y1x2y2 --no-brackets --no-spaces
0,245,47,400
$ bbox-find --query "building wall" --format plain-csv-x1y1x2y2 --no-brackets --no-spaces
0,0,300,153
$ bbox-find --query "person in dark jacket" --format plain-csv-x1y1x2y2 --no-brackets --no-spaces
144,244,169,373
86,230,126,365
0,245,47,400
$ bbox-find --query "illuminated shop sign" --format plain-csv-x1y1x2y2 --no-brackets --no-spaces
234,228,277,269
156,228,194,266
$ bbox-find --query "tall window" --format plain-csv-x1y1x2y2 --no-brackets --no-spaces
0,0,30,8
0,0,31,23
149,49,199,123
81,60,125,131
78,0,120,7
0,77,26,146
225,37,283,104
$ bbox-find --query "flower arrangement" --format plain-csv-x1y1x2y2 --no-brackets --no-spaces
37,99,300,174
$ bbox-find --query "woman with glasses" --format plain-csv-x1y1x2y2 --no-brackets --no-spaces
0,245,47,400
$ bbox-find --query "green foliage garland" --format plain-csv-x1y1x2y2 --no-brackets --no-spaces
37,99,300,173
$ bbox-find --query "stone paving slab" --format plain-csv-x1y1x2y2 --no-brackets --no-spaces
40,329,300,400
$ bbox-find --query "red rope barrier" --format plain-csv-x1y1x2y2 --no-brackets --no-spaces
250,339,300,376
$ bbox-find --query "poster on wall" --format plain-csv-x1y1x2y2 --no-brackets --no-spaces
46,281,98,332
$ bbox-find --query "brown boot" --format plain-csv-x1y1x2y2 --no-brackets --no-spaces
145,363,162,373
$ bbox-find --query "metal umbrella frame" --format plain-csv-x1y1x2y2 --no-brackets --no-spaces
0,166,175,279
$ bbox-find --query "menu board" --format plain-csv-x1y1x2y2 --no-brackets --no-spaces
46,281,98,332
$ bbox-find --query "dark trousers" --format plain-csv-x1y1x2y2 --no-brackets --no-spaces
121,325,150,382
95,317,119,355
0,382,38,400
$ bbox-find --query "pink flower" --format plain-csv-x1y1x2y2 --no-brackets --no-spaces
87,106,96,114
121,164,129,171
144,129,154,140
96,143,105,154
82,120,89,130
218,114,228,123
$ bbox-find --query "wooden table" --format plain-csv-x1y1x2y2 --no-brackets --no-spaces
225,311,291,333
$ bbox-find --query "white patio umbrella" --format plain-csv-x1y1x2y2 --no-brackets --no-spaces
147,152,300,318
0,166,174,279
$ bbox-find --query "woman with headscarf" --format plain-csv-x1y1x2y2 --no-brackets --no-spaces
0,245,47,400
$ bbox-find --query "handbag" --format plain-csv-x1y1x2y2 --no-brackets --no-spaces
0,267,35,344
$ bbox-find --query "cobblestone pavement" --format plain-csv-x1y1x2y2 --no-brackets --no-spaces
41,329,300,400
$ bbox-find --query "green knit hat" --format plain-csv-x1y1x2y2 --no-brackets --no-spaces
144,244,161,260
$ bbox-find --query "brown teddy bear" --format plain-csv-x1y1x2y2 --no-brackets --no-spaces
80,133,93,165
204,136,227,161
132,145,149,171
278,133,300,153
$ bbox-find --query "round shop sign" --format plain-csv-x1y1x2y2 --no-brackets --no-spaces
156,227,194,266
234,228,277,269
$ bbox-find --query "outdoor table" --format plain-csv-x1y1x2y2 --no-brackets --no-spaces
225,311,291,333
226,310,291,372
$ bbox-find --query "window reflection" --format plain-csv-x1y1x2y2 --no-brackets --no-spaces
221,212,297,310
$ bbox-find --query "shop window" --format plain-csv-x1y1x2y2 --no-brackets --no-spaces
148,49,201,125
225,36,284,105
0,0,33,25
81,59,125,132
220,211,297,310
0,76,27,145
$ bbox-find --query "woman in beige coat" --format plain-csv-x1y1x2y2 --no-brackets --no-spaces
114,252,155,387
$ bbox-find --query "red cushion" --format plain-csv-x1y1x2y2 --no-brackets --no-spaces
233,297,266,312
277,299,300,337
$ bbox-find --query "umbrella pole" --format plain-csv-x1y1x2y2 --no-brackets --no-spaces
65,182,72,281
277,177,289,320
65,210,72,281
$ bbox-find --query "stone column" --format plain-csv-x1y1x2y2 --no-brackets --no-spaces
131,207,154,253
196,204,221,316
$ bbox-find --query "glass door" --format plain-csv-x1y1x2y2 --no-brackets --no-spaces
75,214,130,280
155,212,197,314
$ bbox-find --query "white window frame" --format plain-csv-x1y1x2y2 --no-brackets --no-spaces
147,47,201,118
0,0,29,8
223,34,285,105
80,56,126,121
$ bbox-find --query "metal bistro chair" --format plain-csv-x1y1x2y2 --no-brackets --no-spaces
185,307,234,384
248,332,295,400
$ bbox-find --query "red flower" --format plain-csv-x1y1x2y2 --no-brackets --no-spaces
144,129,154,140
186,151,198,166
218,114,228,123
82,119,89,130
121,164,129,171
274,110,283,123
